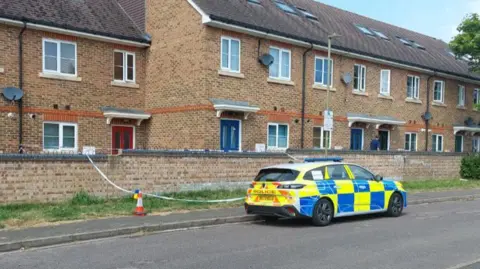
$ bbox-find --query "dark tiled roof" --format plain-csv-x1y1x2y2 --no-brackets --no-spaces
101,106,150,115
192,0,479,81
116,0,146,32
0,0,148,43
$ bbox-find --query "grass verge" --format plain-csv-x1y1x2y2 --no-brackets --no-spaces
0,189,246,229
402,179,480,193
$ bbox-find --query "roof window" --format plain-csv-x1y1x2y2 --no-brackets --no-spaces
412,42,425,50
372,29,389,40
355,25,374,36
296,7,318,20
274,1,296,14
247,0,261,4
397,37,412,46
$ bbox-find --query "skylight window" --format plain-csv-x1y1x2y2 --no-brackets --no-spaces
397,37,412,46
355,25,374,36
247,0,261,4
412,42,425,50
372,30,389,40
296,7,318,20
274,1,296,14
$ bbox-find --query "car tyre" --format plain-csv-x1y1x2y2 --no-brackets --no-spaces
387,192,404,217
312,198,334,226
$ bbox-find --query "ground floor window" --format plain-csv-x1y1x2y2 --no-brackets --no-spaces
455,135,463,153
473,137,480,153
404,133,417,151
313,127,331,149
43,122,77,151
432,134,443,152
268,123,288,149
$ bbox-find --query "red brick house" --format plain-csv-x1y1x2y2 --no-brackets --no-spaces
1,0,480,154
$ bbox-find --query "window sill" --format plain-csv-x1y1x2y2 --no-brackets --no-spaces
312,84,336,91
39,72,82,82
456,105,467,110
405,98,422,104
111,81,140,89
432,102,447,107
352,91,368,96
267,78,295,86
377,94,393,100
218,70,245,79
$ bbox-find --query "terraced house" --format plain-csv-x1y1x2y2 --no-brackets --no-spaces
1,0,480,154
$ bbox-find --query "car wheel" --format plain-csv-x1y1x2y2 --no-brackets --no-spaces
387,192,403,217
263,216,278,223
312,198,334,226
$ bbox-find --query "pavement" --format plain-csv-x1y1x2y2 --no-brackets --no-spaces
2,197,480,268
0,189,480,253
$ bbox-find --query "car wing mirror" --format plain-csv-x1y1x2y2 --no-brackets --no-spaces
374,174,383,181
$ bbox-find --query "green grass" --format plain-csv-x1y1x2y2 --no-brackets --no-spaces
0,189,246,229
403,179,480,193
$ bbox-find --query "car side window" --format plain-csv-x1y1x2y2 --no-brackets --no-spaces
349,165,374,180
326,165,349,180
303,167,325,181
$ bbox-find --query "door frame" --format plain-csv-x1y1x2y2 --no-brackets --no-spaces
350,128,364,150
219,119,242,151
111,125,136,150
378,129,390,151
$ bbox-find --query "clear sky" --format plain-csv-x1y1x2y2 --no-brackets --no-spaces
317,0,479,42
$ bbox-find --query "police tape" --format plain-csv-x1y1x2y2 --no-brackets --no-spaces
86,155,245,203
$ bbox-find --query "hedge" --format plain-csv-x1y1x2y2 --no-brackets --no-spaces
460,154,480,180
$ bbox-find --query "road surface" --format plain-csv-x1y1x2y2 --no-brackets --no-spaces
2,200,480,269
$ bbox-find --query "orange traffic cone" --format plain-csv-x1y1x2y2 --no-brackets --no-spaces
133,190,147,216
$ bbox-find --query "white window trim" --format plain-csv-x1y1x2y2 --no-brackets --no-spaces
433,80,445,103
353,64,366,92
313,56,333,87
313,126,332,149
379,69,391,95
473,137,480,152
113,50,136,83
407,75,420,99
455,135,464,153
405,132,418,152
267,123,289,149
432,134,444,152
220,36,241,73
474,88,480,105
43,122,78,152
269,46,291,81
42,38,78,77
458,85,466,107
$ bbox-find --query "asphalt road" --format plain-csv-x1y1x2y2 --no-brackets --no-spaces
2,200,480,269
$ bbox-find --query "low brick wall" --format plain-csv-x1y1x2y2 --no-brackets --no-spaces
0,150,465,204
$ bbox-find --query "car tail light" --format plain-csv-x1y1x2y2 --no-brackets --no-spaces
277,184,305,189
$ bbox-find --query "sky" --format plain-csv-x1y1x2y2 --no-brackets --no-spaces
317,0,480,42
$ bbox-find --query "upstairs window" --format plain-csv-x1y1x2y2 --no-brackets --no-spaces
372,30,389,40
474,89,480,107
353,64,366,92
433,80,445,103
407,75,420,99
398,37,412,46
221,37,240,73
247,0,261,4
43,39,77,76
355,25,374,36
380,69,391,95
269,47,291,80
458,85,465,107
114,51,135,82
274,1,296,14
296,7,317,20
314,57,333,86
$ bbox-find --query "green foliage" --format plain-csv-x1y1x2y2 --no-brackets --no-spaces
449,13,480,72
461,154,480,179
70,190,104,205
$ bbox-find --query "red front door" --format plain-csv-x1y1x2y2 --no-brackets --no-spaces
112,126,134,154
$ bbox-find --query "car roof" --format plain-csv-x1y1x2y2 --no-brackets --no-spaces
263,162,344,172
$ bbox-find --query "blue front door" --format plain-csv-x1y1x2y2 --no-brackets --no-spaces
350,129,363,150
220,120,240,152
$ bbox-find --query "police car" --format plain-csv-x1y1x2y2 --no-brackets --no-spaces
244,157,407,226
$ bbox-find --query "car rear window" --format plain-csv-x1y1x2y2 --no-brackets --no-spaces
254,168,300,182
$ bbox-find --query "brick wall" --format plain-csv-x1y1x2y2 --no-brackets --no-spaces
0,151,464,204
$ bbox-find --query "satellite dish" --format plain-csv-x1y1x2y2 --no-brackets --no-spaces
423,112,432,121
2,87,24,101
258,54,274,66
342,72,352,84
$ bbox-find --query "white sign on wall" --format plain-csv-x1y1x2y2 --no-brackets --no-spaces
323,110,334,131
82,146,96,155
255,144,266,152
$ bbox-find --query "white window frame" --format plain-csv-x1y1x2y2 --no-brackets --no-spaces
455,135,464,153
353,64,366,92
473,137,480,153
474,88,480,107
269,47,291,81
42,38,77,76
113,50,136,83
433,80,445,103
313,126,332,149
407,75,420,99
314,56,333,86
220,37,241,73
458,85,466,107
379,69,391,95
432,134,444,152
43,122,78,152
405,132,417,151
267,123,289,149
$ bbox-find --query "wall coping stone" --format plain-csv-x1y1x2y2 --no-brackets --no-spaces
0,154,108,161
287,149,469,157
122,150,290,159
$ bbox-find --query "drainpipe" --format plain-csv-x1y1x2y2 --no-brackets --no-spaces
301,44,313,149
18,22,27,147
425,72,435,151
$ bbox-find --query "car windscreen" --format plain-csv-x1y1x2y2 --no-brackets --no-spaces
254,168,300,182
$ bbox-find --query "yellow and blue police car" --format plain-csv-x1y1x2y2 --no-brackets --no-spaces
245,157,407,226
